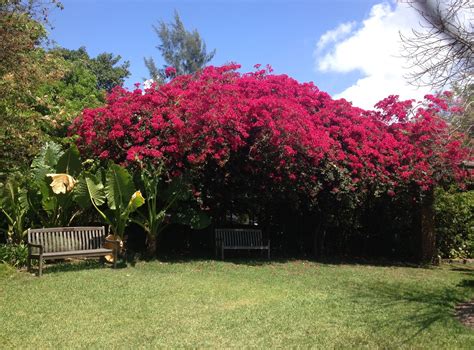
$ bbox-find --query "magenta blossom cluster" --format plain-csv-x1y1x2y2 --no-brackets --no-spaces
71,64,469,198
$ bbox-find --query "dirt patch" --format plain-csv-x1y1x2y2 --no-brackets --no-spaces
455,300,474,329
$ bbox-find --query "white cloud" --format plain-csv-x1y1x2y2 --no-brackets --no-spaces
315,1,431,109
316,21,356,51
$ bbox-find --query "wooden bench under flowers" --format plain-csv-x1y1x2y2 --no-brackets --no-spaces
27,226,120,276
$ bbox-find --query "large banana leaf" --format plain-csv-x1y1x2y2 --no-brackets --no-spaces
105,162,134,210
28,142,82,226
31,141,63,182
30,142,62,201
73,164,144,239
74,172,105,208
56,144,82,177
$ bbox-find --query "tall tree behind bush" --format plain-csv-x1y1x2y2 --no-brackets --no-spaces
144,11,215,83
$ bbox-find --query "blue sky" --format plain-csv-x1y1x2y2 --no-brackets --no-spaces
49,0,428,108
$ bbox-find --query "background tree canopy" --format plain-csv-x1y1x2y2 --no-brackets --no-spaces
144,11,215,83
0,1,130,179
50,46,131,92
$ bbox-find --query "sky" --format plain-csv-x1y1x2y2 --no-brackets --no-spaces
49,0,432,109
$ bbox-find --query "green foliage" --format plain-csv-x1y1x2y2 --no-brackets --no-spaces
174,207,211,230
50,46,130,92
0,1,65,178
74,171,105,208
0,3,129,180
435,187,474,259
75,162,144,239
132,162,211,255
56,143,82,176
28,142,82,227
0,1,52,78
145,11,215,82
0,174,30,243
90,52,131,92
132,165,168,242
0,243,28,268
33,59,105,138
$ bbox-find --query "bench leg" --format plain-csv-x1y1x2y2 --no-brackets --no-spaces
27,255,31,272
38,256,43,277
267,248,270,260
221,247,224,260
113,250,118,268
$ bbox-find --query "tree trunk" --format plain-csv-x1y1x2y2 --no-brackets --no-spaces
146,233,157,258
419,190,437,264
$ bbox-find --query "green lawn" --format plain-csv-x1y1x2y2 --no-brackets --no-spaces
1,260,473,348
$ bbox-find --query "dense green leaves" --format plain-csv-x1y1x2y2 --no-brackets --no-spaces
56,144,82,177
28,142,82,227
0,175,30,243
74,171,105,208
51,46,130,92
75,162,144,239
435,187,474,258
31,141,64,180
0,3,130,179
105,163,135,211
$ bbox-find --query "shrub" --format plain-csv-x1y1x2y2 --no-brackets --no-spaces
71,64,468,210
435,188,474,259
0,243,28,268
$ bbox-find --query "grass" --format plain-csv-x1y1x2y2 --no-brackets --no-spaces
0,259,473,348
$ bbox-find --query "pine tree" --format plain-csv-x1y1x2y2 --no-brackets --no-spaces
144,11,215,83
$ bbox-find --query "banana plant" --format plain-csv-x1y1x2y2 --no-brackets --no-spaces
132,161,211,257
74,162,145,240
131,163,180,256
28,142,82,227
0,175,30,244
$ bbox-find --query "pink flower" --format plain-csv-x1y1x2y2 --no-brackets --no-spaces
165,67,177,77
69,63,468,199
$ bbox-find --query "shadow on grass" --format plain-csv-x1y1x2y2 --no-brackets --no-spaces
458,279,474,288
156,254,292,266
149,253,453,269
39,259,127,275
311,256,427,269
351,275,474,346
450,266,474,274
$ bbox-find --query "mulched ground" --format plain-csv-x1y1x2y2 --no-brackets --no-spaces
455,300,474,329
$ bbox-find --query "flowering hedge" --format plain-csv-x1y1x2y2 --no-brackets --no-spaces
70,64,469,204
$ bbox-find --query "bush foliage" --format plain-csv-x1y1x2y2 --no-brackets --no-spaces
435,187,474,259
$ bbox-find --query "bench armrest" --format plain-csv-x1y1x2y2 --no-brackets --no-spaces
28,243,43,254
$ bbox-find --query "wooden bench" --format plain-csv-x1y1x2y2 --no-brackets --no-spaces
27,226,120,276
215,228,270,260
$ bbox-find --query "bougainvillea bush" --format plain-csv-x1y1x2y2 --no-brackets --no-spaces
70,63,471,258
71,63,468,200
